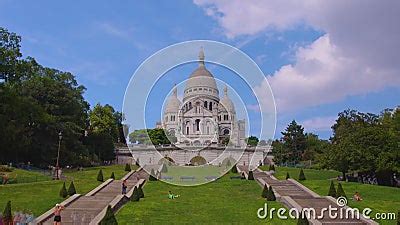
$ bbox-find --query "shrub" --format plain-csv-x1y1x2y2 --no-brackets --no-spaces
336,183,347,199
248,170,254,180
286,172,290,180
297,215,309,225
136,158,140,166
131,187,140,202
0,165,13,172
268,164,275,171
100,205,117,225
266,186,276,201
397,210,399,225
161,163,168,173
138,186,144,198
110,172,115,179
125,163,131,172
97,169,104,182
261,184,268,198
2,201,12,224
68,181,77,196
226,159,232,167
328,181,336,198
60,182,68,198
231,165,238,173
298,169,306,181
149,169,157,181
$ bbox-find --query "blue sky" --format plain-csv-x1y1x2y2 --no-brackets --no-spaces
1,0,399,140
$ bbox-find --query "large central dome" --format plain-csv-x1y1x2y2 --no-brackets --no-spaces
183,48,219,102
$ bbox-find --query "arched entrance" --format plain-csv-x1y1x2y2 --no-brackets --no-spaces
189,156,207,166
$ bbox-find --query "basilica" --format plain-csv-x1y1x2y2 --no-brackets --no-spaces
160,49,246,147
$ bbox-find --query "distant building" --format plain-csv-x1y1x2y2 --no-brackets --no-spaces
161,48,246,146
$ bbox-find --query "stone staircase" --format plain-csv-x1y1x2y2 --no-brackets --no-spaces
237,166,376,225
36,169,149,225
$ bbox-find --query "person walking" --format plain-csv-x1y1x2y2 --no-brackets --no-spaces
53,204,64,225
122,180,128,195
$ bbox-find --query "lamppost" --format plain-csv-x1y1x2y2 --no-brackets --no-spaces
55,131,62,180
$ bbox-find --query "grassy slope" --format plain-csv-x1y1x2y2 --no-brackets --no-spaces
117,172,296,225
1,168,51,183
260,166,399,225
0,164,132,216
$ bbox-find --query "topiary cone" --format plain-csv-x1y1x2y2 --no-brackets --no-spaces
68,181,77,196
231,164,238,173
60,182,68,198
131,187,140,202
297,215,309,225
2,201,12,225
100,205,117,225
286,172,290,180
328,181,336,198
97,169,104,182
336,182,347,199
299,169,306,181
266,186,276,201
138,186,144,198
125,163,131,172
248,170,254,180
110,172,115,179
261,184,268,198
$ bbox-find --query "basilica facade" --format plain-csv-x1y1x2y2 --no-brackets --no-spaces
161,49,246,147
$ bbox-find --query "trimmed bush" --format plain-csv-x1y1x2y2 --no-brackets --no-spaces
161,163,168,173
397,210,399,225
226,159,232,167
68,181,77,196
2,201,12,224
110,172,115,179
298,169,306,181
149,169,157,181
328,181,336,198
286,172,290,180
138,186,144,198
261,184,268,198
268,164,275,171
131,187,140,202
336,183,347,199
125,163,131,172
266,186,276,201
297,215,309,225
248,170,254,180
136,158,140,166
60,182,68,198
97,169,104,182
100,205,118,225
231,165,238,173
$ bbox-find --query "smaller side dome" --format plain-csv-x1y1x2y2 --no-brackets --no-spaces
218,86,235,113
164,85,182,113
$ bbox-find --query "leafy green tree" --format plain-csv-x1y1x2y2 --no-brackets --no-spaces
328,181,336,197
336,183,347,198
246,136,259,146
298,169,306,181
100,205,118,225
125,163,131,172
60,182,68,198
261,184,268,198
266,186,276,201
2,201,12,224
97,169,104,182
68,181,77,196
281,120,307,164
89,104,119,142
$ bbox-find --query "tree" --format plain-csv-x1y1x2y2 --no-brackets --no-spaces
97,169,104,182
281,120,307,164
138,186,144,198
161,163,168,173
246,136,259,146
125,163,131,172
328,181,336,197
149,169,157,181
266,186,276,201
68,181,77,196
297,215,309,225
286,172,290,180
2,201,12,225
100,205,118,225
131,187,140,202
248,170,254,180
110,172,115,179
89,104,119,142
336,183,347,199
60,182,68,198
261,184,268,198
268,164,275,171
298,169,306,181
231,164,238,173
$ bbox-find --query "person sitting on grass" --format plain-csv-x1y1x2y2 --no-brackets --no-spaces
353,192,363,201
168,191,180,199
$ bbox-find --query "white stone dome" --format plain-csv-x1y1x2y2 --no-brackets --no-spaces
218,86,235,113
164,86,181,113
183,48,219,101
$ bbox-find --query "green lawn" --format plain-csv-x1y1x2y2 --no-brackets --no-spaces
260,166,399,225
159,165,228,186
0,167,52,184
116,172,296,225
0,164,133,216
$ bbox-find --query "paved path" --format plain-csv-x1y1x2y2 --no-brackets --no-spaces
238,166,374,225
39,169,148,225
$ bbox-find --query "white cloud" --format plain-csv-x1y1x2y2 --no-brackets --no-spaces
194,0,400,112
300,116,337,132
